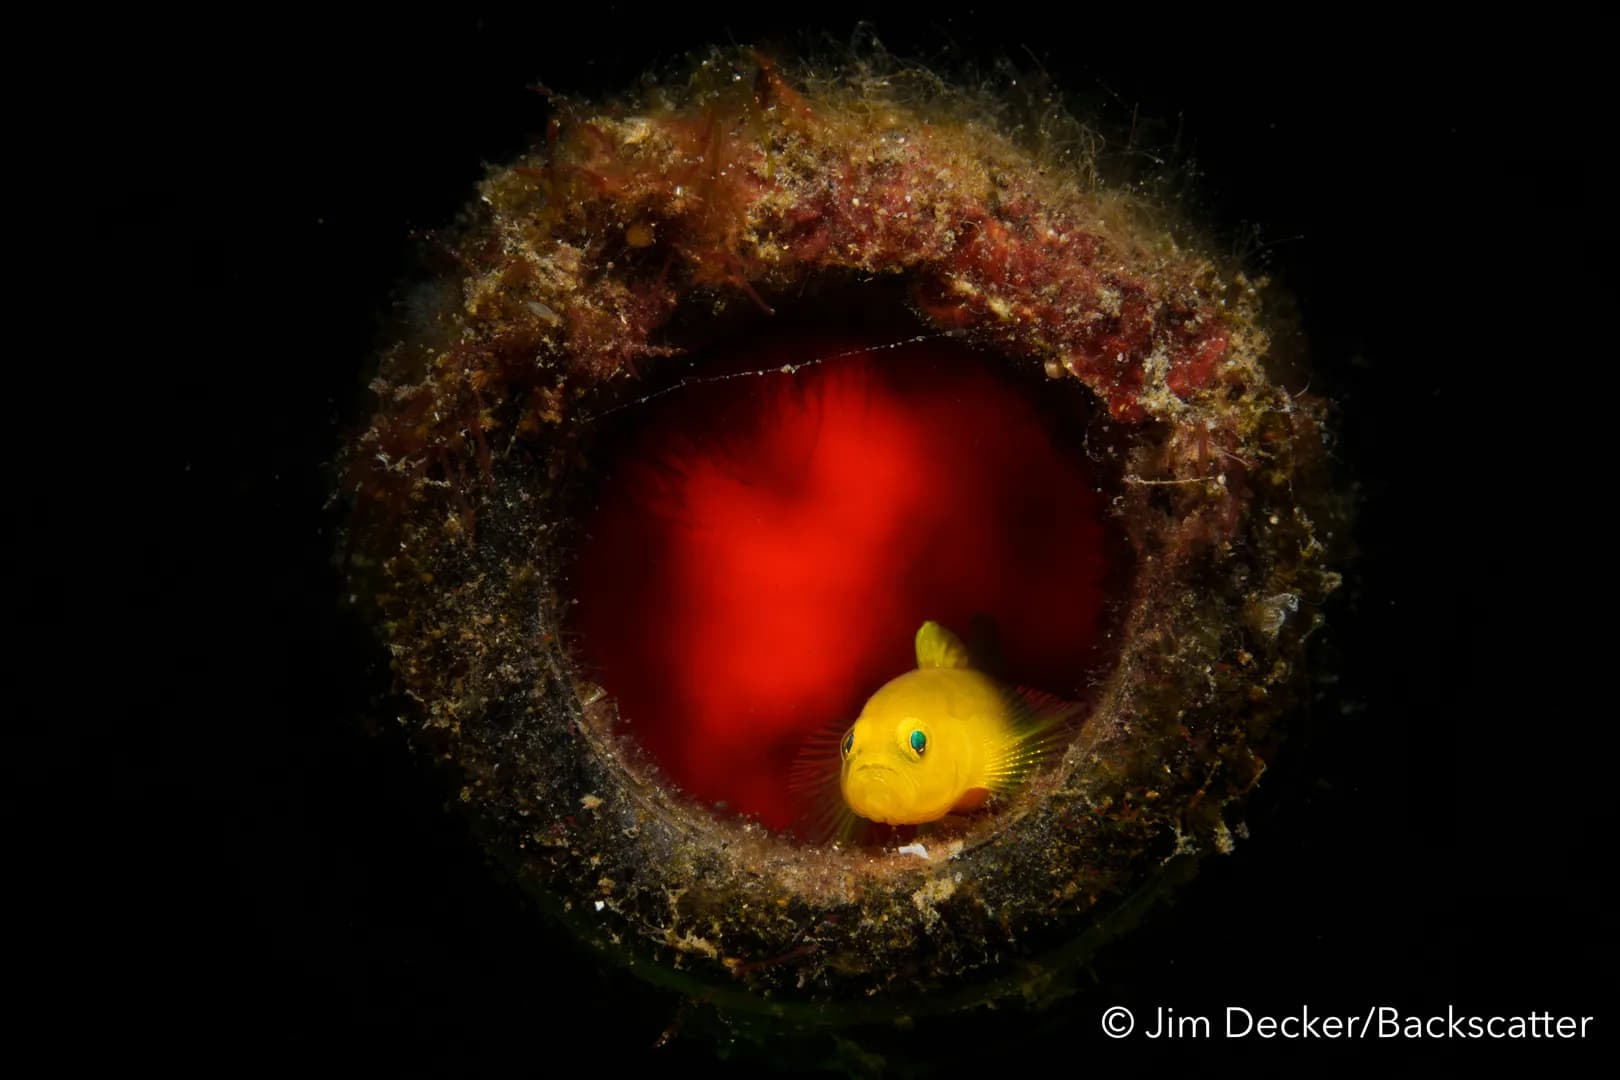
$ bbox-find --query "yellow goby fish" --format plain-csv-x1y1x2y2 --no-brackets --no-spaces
833,621,1081,826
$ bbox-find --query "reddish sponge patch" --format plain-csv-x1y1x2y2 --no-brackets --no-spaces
576,339,1114,830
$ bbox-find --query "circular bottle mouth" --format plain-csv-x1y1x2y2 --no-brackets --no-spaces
341,51,1340,1016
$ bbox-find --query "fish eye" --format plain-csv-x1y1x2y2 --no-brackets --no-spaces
841,728,854,759
909,730,927,756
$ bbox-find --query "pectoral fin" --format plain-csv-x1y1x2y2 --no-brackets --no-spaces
787,721,863,845
980,686,1088,793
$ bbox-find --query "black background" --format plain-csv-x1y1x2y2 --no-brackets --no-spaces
75,8,1602,1072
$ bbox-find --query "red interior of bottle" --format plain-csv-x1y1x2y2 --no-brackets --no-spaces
575,337,1115,831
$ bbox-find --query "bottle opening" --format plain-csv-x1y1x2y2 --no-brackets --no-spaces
573,313,1128,834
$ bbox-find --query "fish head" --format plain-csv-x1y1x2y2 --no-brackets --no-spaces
839,670,975,825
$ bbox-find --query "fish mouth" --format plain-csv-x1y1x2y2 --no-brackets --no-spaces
842,764,920,825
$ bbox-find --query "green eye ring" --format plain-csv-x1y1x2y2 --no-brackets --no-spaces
909,729,927,755
841,728,855,759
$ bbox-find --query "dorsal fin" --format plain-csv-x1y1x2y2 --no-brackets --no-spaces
915,620,972,669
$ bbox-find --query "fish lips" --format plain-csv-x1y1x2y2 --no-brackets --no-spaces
842,763,924,825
